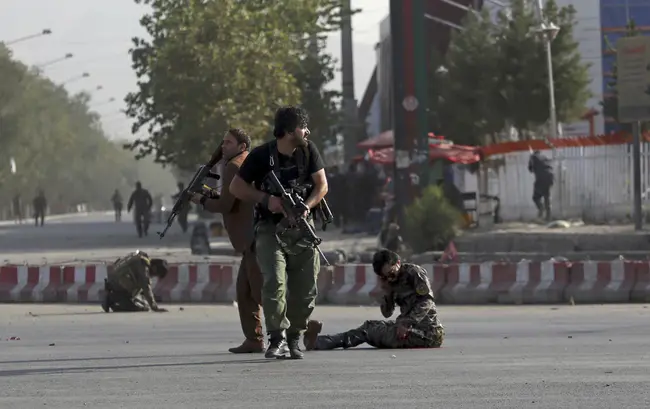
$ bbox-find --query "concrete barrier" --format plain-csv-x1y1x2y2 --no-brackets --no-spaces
564,260,636,303
0,260,647,305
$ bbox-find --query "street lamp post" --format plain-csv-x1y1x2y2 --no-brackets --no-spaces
5,29,52,46
36,53,73,69
533,0,560,139
61,72,90,85
540,22,560,139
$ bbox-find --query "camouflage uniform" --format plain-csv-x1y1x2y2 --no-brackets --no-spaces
308,263,444,349
103,252,159,312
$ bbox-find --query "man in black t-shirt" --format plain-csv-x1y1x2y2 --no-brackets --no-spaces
230,106,328,360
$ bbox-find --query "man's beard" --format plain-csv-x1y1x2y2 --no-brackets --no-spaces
294,134,308,147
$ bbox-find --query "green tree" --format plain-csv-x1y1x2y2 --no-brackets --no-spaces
289,35,341,148
494,0,590,138
601,19,642,132
0,43,176,218
125,0,347,170
434,8,505,146
434,0,591,144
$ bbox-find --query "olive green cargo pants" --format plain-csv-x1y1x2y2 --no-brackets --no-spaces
254,220,320,337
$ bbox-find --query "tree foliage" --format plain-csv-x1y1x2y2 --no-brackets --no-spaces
404,185,462,254
125,0,347,170
0,44,175,217
432,0,591,145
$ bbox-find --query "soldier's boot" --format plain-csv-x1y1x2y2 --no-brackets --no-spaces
101,280,111,313
304,320,323,350
228,339,265,354
101,294,110,313
286,333,304,359
305,325,367,351
265,330,289,359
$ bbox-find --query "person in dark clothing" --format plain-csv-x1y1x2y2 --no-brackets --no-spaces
127,181,153,237
111,189,123,222
326,166,343,228
171,182,191,233
33,190,47,227
12,194,23,224
528,150,555,221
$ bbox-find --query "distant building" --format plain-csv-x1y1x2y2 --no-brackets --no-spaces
358,0,477,138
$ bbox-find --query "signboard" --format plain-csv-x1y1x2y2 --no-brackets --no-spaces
617,36,650,123
402,95,419,112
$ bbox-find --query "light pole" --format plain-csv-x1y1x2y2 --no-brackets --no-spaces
90,97,115,109
36,53,73,69
540,22,560,139
5,29,52,46
61,72,90,85
533,0,560,139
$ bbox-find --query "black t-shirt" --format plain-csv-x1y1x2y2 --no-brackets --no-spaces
238,139,325,220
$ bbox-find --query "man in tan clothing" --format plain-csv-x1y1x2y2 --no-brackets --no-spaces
191,129,264,353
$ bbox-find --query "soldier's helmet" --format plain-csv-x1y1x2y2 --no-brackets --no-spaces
149,258,169,278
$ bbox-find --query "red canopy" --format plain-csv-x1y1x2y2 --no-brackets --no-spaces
367,143,481,165
357,130,394,149
357,131,449,150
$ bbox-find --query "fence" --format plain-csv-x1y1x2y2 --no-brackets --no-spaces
457,143,650,222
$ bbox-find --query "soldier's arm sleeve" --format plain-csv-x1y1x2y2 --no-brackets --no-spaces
127,193,135,211
401,265,436,325
380,292,396,318
146,191,153,208
204,162,238,214
136,263,158,310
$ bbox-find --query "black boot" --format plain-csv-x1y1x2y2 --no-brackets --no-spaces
265,330,289,359
286,334,304,359
101,280,111,313
315,330,367,350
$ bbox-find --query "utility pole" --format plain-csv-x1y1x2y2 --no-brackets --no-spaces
341,0,359,164
390,0,428,226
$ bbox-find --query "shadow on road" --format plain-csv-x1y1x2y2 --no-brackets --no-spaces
0,357,275,377
0,352,234,365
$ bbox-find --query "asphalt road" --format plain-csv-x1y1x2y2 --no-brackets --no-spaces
1,304,649,409
0,211,238,265
0,211,376,265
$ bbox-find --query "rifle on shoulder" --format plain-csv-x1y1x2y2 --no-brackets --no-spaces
264,170,330,266
158,145,223,239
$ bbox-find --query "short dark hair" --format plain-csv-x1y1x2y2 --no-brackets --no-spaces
227,128,251,151
372,249,400,275
272,106,309,138
149,258,169,279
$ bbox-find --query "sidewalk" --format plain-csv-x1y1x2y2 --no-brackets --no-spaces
0,211,111,226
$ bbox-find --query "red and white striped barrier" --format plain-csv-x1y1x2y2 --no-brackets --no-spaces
1,260,650,305
0,266,61,302
326,264,445,305
564,260,636,303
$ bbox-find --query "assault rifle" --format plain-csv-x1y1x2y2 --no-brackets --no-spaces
158,145,223,239
265,170,330,266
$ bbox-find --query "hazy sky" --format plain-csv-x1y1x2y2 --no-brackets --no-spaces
0,0,388,140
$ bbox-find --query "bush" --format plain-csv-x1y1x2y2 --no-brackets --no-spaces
404,185,462,254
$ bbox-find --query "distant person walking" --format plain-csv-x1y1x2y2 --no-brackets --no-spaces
528,150,555,221
111,189,123,222
127,181,153,237
33,189,47,227
12,194,23,224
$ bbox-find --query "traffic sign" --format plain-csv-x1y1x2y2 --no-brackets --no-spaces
617,36,650,123
402,95,419,112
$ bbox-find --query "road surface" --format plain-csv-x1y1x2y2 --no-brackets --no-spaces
0,211,377,265
0,304,648,408
0,211,237,265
